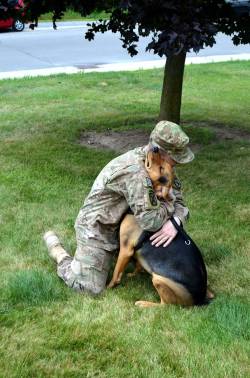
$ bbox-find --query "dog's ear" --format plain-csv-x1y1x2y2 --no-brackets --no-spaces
145,148,161,171
145,151,153,170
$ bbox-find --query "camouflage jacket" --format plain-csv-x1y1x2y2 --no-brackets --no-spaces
75,147,189,253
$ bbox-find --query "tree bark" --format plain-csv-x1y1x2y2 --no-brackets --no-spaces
159,51,186,124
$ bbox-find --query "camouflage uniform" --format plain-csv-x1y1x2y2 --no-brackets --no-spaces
57,121,194,294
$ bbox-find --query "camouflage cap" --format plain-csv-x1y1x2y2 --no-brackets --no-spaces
149,121,194,164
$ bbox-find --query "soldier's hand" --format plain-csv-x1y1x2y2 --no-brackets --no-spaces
150,220,178,247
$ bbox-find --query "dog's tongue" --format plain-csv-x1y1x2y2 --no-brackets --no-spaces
155,187,164,199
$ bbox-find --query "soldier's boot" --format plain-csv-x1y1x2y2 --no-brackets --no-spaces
43,231,70,264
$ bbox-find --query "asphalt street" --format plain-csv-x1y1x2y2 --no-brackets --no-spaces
0,21,249,73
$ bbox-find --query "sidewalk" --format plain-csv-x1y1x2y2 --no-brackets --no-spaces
0,53,250,80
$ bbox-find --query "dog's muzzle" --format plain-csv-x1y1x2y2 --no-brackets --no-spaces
158,176,168,184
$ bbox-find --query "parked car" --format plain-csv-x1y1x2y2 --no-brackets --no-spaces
0,0,25,31
226,0,250,16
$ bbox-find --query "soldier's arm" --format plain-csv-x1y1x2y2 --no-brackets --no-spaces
123,171,172,232
149,177,189,248
172,175,190,225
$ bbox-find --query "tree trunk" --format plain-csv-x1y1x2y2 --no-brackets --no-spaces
159,51,186,124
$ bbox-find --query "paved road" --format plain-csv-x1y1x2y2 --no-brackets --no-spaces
0,21,249,73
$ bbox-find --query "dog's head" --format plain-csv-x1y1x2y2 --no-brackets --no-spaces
145,146,174,200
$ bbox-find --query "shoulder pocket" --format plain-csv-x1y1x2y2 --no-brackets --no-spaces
173,175,182,190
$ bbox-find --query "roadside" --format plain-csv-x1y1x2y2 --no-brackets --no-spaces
24,20,93,29
0,19,250,80
1,53,250,80
38,10,109,22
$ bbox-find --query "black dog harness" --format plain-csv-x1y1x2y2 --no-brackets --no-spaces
135,217,208,305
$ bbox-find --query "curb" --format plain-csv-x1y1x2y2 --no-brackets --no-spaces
0,53,249,80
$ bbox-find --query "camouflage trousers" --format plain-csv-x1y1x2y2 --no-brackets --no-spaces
57,246,113,295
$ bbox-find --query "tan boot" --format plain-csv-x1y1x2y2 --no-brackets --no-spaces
43,231,70,264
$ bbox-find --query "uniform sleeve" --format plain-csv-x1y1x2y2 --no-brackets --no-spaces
122,170,172,232
172,175,190,224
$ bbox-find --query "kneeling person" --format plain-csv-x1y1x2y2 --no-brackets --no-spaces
44,121,194,295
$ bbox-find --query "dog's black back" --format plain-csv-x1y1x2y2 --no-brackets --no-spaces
135,222,207,305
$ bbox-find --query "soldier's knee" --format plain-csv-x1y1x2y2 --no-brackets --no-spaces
78,278,106,295
88,285,105,295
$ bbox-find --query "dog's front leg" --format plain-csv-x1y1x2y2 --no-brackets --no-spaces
107,246,134,288
127,260,144,277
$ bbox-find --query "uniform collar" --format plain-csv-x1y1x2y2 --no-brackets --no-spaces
133,146,147,161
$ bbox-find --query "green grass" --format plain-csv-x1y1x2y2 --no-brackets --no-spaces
0,61,250,377
39,9,109,22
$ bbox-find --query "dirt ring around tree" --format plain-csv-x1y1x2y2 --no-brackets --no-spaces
79,125,250,154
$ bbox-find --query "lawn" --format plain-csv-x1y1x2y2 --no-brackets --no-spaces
0,61,249,377
39,9,109,22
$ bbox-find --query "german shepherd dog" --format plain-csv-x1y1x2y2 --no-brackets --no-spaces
108,147,213,307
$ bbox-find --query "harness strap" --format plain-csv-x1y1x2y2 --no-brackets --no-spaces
134,217,184,252
134,230,152,252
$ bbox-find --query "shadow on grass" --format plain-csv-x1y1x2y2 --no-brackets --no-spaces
107,262,158,304
1,269,68,309
204,243,232,265
210,296,250,340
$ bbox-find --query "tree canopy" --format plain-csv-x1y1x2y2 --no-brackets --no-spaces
6,0,248,55
85,1,250,57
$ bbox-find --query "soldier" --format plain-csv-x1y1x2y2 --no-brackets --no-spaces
44,121,194,295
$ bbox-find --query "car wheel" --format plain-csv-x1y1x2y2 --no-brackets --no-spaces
12,19,24,32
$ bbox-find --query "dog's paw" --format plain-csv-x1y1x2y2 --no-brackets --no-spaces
135,300,150,308
206,289,215,299
107,281,115,289
127,272,136,278
135,300,159,308
107,280,119,289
